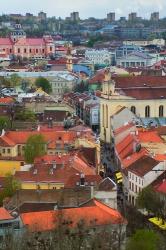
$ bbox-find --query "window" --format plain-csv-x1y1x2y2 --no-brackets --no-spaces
2,149,5,154
36,49,38,53
18,48,20,53
24,48,26,53
7,149,10,154
50,46,52,51
132,183,134,192
42,49,45,53
129,181,131,189
10,49,12,53
145,105,150,117
29,48,32,53
135,176,137,183
131,106,136,114
159,105,164,117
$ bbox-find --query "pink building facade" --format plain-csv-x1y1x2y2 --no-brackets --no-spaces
0,25,55,59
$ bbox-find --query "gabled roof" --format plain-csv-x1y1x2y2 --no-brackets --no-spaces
138,130,163,143
128,156,159,177
20,199,126,232
122,148,149,169
98,177,116,191
116,133,138,160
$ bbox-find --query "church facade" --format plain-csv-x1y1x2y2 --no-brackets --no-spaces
0,24,55,59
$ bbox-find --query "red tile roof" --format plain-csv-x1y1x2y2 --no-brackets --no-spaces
122,148,149,169
116,134,139,160
0,207,13,221
0,130,77,147
155,180,166,194
120,88,166,100
20,199,126,232
0,97,14,104
114,122,135,136
128,156,159,177
15,154,96,184
114,76,166,88
138,131,163,143
65,174,102,188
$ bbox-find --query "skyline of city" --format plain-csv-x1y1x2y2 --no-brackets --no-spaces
0,0,165,19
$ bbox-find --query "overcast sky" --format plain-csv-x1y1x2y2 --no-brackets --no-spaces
0,0,165,19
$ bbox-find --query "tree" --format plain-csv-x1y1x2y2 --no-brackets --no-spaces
10,73,22,87
0,116,10,132
0,173,20,206
136,186,165,219
15,109,36,122
126,229,162,250
35,77,52,94
24,134,46,163
74,80,89,93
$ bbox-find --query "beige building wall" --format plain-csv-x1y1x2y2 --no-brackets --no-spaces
100,92,166,143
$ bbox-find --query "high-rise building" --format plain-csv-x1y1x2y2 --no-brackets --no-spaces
151,12,159,21
70,12,80,22
38,11,47,20
128,12,137,21
107,12,115,23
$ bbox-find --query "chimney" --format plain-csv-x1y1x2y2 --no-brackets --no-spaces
80,172,85,186
52,160,56,169
0,129,5,137
133,142,137,153
37,125,41,131
49,168,54,175
33,168,38,175
90,186,94,198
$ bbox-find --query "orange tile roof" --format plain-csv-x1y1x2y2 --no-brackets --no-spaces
114,122,135,136
0,130,77,147
154,154,166,161
138,131,163,143
15,154,96,184
122,148,149,168
71,155,96,175
116,134,139,160
0,97,14,104
21,199,126,232
0,207,13,221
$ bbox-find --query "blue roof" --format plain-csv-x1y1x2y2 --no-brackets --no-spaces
73,65,91,76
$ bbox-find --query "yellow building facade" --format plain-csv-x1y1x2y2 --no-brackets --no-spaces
100,71,166,143
20,182,64,190
0,160,22,176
